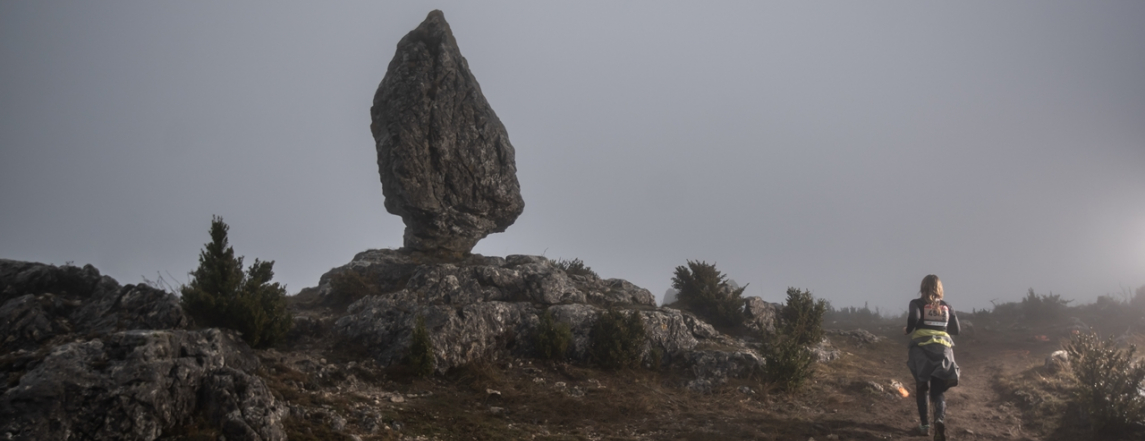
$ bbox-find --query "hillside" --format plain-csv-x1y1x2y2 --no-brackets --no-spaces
261,306,1145,441
3,258,1144,440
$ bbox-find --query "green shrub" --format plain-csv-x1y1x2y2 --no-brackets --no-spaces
762,287,827,392
671,260,747,329
534,309,572,361
1064,331,1145,433
589,308,646,370
181,216,292,348
407,315,435,377
1022,288,1072,322
1130,285,1145,311
550,258,598,278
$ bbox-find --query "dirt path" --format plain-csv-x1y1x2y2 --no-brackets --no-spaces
792,326,1064,441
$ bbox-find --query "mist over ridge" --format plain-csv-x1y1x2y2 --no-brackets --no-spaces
1,1,1143,315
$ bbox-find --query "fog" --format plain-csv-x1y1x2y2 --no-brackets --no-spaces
2,1,1143,314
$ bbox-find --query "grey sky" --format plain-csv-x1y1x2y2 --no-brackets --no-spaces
3,1,1143,314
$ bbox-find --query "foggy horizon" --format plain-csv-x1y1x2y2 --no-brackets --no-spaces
2,1,1143,315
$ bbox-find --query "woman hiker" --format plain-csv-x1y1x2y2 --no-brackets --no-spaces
904,274,961,441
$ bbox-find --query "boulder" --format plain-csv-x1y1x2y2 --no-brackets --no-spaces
1044,349,1069,373
811,337,841,363
370,10,524,256
743,296,781,334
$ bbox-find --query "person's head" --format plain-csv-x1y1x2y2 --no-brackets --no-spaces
920,274,943,307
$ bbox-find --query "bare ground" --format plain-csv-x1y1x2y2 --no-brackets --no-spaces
256,320,1145,441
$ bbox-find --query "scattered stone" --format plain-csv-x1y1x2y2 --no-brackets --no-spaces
1045,350,1069,373
812,338,841,362
370,10,525,256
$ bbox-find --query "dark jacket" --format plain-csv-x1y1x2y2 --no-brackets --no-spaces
905,298,961,386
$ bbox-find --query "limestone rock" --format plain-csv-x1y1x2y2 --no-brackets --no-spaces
0,260,189,352
686,349,766,383
321,251,746,375
314,249,770,382
812,337,841,362
0,329,285,441
1045,349,1069,373
370,10,524,255
0,260,282,440
315,249,659,308
743,296,781,334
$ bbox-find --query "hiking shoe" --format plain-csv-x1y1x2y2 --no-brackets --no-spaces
918,424,929,436
933,421,946,441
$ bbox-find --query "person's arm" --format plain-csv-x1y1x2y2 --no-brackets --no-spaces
904,300,919,334
947,303,961,336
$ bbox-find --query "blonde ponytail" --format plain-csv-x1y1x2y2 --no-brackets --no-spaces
920,274,944,309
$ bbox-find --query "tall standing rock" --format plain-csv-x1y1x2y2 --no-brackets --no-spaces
371,10,524,256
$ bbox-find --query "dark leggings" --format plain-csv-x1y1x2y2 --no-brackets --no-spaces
916,378,947,426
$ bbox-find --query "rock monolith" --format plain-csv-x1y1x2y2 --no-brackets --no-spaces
370,10,524,256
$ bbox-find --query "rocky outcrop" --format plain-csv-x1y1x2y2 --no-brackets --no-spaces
318,250,759,375
0,260,285,440
370,10,524,256
743,296,781,334
0,259,189,352
316,249,653,308
0,329,284,441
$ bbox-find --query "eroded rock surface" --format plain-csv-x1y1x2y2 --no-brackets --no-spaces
0,329,285,441
0,259,188,352
743,296,781,334
314,250,761,377
0,260,284,440
370,10,524,256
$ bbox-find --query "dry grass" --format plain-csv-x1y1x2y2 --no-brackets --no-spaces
992,362,1075,435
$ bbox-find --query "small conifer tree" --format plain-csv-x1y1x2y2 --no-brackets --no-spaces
407,315,435,377
534,309,572,361
762,287,827,391
671,260,747,329
181,216,292,348
589,309,646,370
